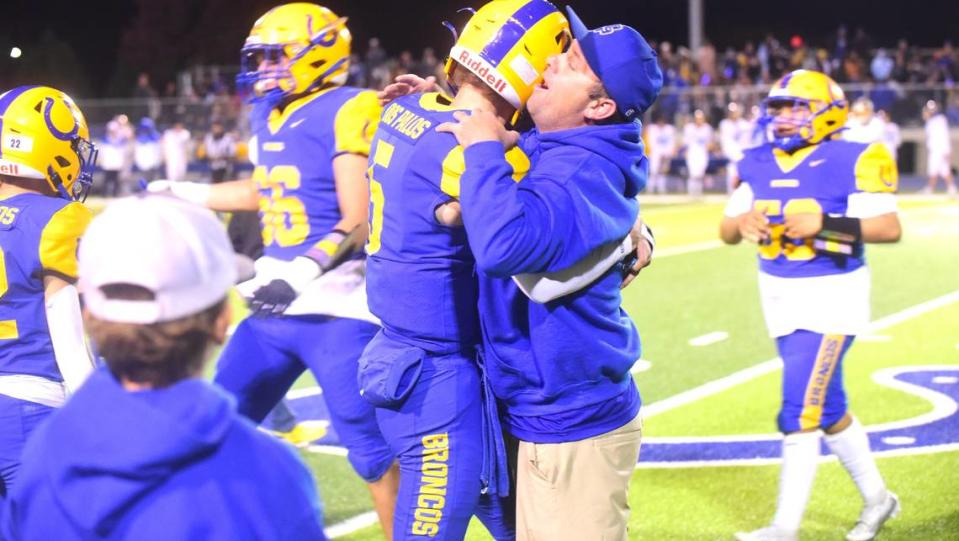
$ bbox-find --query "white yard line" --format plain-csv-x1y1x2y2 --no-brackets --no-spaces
643,289,959,419
636,443,959,470
325,511,380,539
688,331,730,347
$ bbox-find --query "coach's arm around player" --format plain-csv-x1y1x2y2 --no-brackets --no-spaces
438,10,662,540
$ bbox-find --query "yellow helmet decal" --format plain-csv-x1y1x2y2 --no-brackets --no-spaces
0,86,96,201
445,0,570,110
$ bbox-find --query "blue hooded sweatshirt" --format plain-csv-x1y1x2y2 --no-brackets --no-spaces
459,122,645,444
2,367,326,541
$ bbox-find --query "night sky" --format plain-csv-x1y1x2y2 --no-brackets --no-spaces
1,0,956,97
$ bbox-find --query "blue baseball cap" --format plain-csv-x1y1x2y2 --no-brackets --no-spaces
566,7,663,122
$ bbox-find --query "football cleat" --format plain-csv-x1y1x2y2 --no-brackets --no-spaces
845,491,900,541
734,525,798,541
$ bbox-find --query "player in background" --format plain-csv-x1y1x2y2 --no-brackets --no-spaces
645,112,677,194
843,97,884,144
876,110,901,158
921,100,956,196
359,1,570,538
684,108,714,196
721,70,901,541
0,86,98,498
149,4,399,536
719,102,753,193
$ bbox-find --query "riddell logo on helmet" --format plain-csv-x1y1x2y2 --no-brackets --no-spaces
457,50,508,94
0,163,20,176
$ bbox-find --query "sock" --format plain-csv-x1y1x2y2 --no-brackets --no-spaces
824,416,886,506
772,431,821,531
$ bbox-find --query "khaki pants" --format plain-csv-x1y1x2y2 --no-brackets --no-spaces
516,412,643,541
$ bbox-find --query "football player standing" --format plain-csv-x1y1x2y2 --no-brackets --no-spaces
721,70,902,541
359,1,569,539
150,4,399,537
0,86,98,498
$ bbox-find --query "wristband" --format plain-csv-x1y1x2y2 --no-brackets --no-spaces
640,222,656,256
818,214,862,243
815,214,862,256
303,229,349,272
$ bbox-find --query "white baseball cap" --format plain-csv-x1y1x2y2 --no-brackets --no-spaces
79,195,247,324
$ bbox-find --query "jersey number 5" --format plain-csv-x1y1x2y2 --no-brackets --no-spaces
753,198,823,261
366,140,394,255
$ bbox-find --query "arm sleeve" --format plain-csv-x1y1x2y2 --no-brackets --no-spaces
38,202,92,281
512,234,634,303
723,182,755,217
45,284,95,394
333,90,382,157
459,141,580,277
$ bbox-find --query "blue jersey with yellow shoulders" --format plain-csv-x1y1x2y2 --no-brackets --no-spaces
738,140,897,278
249,85,380,261
0,193,91,381
365,93,529,353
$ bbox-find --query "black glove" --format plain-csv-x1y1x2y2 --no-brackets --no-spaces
248,279,298,316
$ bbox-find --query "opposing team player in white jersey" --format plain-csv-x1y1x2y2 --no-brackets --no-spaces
684,109,713,196
719,102,753,192
922,100,956,196
646,112,677,194
843,97,884,145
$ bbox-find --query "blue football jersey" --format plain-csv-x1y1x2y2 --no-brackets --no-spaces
738,140,897,278
0,193,90,381
249,86,380,261
365,93,529,352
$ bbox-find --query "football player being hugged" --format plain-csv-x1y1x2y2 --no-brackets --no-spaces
721,70,902,541
359,1,570,539
0,86,97,498
149,3,399,536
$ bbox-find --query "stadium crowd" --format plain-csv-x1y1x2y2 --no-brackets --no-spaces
83,26,957,199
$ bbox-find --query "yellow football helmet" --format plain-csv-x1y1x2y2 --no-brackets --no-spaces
444,0,570,112
0,86,96,201
761,69,848,151
238,3,351,106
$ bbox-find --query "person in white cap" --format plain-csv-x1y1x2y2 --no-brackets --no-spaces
2,195,326,541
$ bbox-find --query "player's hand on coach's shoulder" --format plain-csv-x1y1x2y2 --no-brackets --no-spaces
437,110,520,149
377,74,438,105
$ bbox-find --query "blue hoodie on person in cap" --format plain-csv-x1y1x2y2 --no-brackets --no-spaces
459,121,646,444
2,367,326,541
